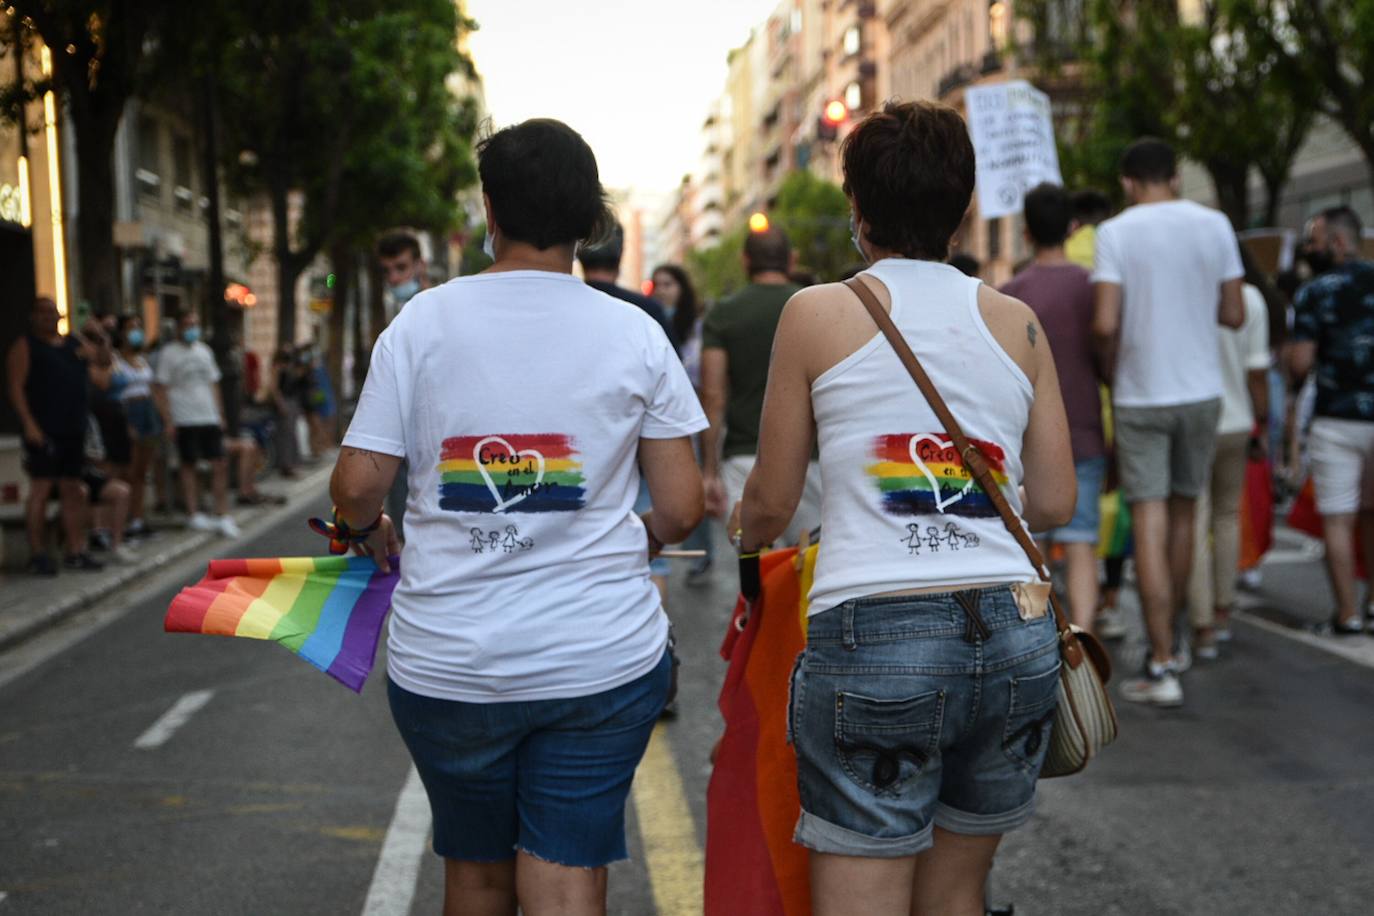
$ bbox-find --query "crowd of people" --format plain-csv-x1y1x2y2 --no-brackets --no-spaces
6,300,340,576
311,104,1374,915
12,92,1366,912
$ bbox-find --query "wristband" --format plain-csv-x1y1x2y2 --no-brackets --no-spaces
308,508,382,555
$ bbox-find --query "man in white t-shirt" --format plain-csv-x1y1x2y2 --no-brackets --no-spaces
1092,137,1245,707
154,313,239,537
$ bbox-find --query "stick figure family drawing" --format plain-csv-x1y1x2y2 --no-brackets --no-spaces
901,522,980,556
470,525,535,554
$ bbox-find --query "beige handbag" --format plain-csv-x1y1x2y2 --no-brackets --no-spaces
844,278,1118,778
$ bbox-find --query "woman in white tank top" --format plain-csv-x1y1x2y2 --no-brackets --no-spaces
733,101,1076,915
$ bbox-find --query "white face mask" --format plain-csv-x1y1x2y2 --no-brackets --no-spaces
482,229,496,260
850,213,868,262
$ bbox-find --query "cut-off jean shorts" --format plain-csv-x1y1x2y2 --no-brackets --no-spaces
789,587,1060,858
387,648,670,867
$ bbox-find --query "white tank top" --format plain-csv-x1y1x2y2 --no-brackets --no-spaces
808,258,1038,615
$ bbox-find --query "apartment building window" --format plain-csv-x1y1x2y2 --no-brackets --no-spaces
845,80,862,111
989,0,1010,51
136,115,161,195
843,25,861,57
173,135,194,212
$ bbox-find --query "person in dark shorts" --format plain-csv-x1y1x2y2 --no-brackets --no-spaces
153,312,239,538
5,297,105,574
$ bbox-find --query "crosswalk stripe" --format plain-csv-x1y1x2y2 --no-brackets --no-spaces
632,723,705,915
132,690,215,749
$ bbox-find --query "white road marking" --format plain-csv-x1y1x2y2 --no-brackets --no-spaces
1234,608,1374,670
0,891,8,904
361,766,431,916
132,690,215,749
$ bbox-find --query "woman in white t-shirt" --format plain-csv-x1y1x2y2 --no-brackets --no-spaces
330,119,706,915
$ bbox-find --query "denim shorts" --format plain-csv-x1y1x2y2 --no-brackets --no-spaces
387,648,670,867
1044,456,1106,543
789,588,1060,858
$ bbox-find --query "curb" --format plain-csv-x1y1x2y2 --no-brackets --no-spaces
0,462,335,653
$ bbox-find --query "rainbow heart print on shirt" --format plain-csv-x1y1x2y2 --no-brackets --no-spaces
438,434,586,513
866,433,1009,518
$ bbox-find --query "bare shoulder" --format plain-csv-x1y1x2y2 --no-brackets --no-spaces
977,284,1040,382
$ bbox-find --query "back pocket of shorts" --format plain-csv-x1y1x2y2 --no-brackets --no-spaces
1002,663,1061,773
835,689,944,796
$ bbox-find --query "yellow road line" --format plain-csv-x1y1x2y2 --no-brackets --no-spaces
631,723,704,915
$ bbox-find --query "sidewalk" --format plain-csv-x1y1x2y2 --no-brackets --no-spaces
0,460,335,652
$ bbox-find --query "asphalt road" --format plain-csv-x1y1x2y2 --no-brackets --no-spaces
3,501,1374,915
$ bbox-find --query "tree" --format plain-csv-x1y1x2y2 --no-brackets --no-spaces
209,0,476,349
771,170,854,282
1250,0,1374,191
1018,0,1314,227
686,225,746,303
2,1,174,315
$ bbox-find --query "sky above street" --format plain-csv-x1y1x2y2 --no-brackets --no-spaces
466,0,778,196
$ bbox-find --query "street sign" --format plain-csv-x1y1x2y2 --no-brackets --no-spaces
965,80,1063,220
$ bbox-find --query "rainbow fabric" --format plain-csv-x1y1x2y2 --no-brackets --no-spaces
164,556,399,692
438,434,586,514
706,546,816,916
866,433,1009,518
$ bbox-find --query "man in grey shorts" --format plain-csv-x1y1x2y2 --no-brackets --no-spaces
1092,138,1245,707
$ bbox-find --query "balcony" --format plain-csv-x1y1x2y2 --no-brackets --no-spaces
937,63,977,100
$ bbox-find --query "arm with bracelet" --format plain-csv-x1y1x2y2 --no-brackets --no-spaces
325,446,404,571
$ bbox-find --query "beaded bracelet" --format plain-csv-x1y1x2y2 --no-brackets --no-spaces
308,508,382,555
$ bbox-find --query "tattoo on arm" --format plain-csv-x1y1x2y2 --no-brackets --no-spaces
345,447,381,472
1027,322,1037,347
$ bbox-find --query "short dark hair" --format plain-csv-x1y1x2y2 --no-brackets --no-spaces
1023,183,1073,248
576,222,624,272
1322,205,1364,245
743,226,791,275
478,118,615,250
1071,189,1111,225
948,253,981,277
1120,137,1177,183
377,232,421,261
841,100,975,261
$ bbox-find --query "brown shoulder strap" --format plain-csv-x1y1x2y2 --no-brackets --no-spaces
841,277,1080,660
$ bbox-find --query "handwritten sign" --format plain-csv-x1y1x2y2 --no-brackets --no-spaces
965,80,1063,220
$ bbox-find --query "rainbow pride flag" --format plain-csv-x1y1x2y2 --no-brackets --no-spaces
164,555,399,692
437,434,586,514
866,433,1009,519
706,546,816,916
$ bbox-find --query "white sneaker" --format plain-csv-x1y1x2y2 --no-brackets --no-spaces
112,544,140,564
1095,607,1129,640
188,512,215,532
216,515,242,538
1120,664,1184,707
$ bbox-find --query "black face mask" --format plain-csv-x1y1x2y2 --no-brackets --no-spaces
1301,248,1334,276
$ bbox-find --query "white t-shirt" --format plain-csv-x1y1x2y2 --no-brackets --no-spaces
343,270,708,703
1216,284,1271,435
154,341,222,427
1093,199,1245,407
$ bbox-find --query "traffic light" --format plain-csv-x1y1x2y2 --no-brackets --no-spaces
748,212,770,233
817,100,848,141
